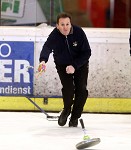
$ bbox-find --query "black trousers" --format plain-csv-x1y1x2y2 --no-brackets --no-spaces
56,63,89,119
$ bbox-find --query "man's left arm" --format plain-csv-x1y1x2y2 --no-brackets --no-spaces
72,32,91,70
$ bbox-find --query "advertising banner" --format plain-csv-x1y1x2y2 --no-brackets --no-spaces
0,41,34,96
1,0,25,17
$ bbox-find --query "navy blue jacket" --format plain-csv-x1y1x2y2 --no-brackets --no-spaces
39,25,91,70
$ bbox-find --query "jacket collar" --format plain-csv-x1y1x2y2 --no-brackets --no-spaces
69,25,73,34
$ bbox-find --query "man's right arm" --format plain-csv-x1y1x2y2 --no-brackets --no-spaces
38,38,53,72
39,43,52,63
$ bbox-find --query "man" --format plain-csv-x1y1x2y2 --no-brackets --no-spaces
39,12,91,127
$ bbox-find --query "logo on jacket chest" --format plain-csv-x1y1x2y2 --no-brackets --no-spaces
73,41,78,47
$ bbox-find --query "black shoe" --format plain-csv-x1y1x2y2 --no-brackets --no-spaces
69,118,78,127
58,109,71,126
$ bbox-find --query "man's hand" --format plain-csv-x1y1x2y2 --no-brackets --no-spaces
38,61,46,72
66,65,75,74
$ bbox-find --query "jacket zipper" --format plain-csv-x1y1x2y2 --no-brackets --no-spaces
65,36,73,63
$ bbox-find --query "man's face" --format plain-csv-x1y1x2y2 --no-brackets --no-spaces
56,17,71,36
